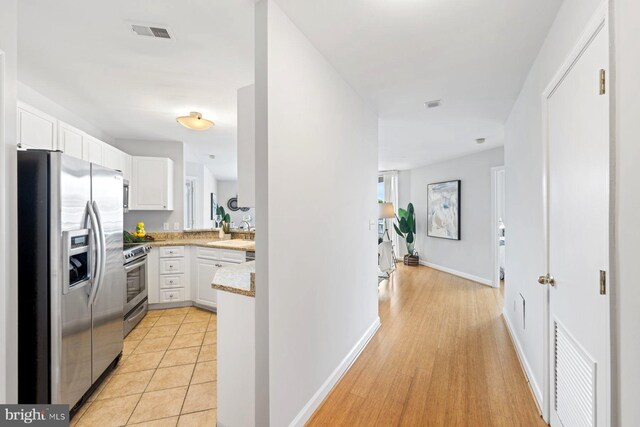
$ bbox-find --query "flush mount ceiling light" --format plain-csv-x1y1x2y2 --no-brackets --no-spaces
476,138,486,144
176,112,214,131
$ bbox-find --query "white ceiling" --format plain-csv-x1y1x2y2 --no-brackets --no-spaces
275,0,563,171
18,0,562,177
18,0,255,180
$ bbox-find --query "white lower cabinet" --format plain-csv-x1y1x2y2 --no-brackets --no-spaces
149,246,245,309
147,248,160,304
157,246,189,303
195,259,233,310
161,288,186,303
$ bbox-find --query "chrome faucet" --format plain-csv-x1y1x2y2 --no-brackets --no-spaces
241,220,251,231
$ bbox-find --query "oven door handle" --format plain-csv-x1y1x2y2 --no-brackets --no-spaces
125,258,147,273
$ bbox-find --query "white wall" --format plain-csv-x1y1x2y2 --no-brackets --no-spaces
254,1,379,425
202,165,217,229
503,0,603,408
0,0,18,404
400,147,503,283
185,162,218,230
612,0,640,424
218,180,255,228
112,139,185,232
17,82,114,144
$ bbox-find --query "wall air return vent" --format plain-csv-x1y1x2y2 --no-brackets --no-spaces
130,23,173,40
554,319,596,427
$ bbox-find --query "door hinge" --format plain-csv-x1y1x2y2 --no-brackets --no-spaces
599,69,606,95
600,270,607,295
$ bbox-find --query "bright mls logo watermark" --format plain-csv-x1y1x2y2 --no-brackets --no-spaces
0,405,69,426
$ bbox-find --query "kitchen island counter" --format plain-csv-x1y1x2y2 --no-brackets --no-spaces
211,261,255,297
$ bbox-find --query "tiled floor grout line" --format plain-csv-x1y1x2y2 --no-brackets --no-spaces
125,310,185,426
71,307,216,427
176,347,200,424
123,350,167,425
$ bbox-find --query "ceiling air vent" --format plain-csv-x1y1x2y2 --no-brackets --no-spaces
130,23,173,40
424,99,442,109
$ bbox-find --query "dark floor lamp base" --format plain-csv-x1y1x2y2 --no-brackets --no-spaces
404,255,419,266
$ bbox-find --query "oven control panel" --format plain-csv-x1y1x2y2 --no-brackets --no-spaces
124,244,152,263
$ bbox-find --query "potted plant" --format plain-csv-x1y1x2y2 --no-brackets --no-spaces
394,202,419,266
216,206,231,234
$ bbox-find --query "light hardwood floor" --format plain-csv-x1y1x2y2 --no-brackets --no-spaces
70,307,217,427
307,264,546,427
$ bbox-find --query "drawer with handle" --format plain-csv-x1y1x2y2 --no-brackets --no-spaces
161,275,183,289
160,258,184,274
160,246,184,258
161,288,185,303
197,247,245,263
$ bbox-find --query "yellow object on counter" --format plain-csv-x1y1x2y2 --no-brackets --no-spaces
134,222,146,238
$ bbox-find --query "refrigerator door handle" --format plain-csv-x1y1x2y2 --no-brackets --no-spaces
91,200,107,306
87,201,102,307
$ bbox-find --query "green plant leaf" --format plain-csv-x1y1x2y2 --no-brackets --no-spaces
406,231,414,244
224,214,231,223
398,208,408,219
393,223,404,237
407,214,414,232
407,203,415,215
399,217,409,233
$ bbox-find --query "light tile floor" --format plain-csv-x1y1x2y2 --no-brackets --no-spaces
70,307,217,427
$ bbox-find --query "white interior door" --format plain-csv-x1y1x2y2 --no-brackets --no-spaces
544,14,609,427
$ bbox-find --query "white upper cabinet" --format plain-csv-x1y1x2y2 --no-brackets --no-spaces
121,153,132,182
237,84,255,207
131,156,174,211
102,143,121,171
103,143,131,180
84,135,104,165
18,103,132,177
102,143,132,181
57,121,85,160
17,102,57,150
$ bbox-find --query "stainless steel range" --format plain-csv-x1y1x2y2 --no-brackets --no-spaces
123,243,151,336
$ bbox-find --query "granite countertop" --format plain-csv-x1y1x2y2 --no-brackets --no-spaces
148,239,255,251
185,228,256,235
212,261,255,297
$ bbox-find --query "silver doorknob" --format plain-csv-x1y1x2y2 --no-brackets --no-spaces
538,274,555,286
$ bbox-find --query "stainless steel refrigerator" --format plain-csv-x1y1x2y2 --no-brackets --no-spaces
18,150,125,409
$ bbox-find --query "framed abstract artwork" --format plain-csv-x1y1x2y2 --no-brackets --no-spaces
427,180,461,240
210,193,218,221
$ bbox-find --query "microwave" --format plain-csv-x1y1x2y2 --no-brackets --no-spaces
123,179,130,213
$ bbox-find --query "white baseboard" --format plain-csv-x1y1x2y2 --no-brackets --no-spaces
419,260,493,287
502,310,544,413
288,317,381,427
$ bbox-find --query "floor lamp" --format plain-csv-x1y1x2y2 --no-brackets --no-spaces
379,202,397,264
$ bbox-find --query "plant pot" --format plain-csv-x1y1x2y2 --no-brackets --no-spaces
404,254,419,266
